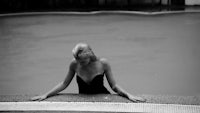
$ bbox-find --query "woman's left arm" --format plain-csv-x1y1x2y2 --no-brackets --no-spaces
101,58,146,102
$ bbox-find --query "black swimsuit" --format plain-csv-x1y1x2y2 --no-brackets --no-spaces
76,74,110,94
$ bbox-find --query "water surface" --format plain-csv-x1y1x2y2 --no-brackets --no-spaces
0,13,200,96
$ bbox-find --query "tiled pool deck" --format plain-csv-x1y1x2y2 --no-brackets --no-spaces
0,94,200,113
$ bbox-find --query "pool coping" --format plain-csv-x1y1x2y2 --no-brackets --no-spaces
0,101,200,113
0,94,200,112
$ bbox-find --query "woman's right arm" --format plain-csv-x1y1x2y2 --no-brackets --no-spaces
31,60,76,101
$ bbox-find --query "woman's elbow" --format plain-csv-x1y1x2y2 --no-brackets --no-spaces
111,84,117,91
60,82,68,89
111,84,123,94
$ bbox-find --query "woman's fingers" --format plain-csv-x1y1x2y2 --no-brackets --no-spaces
128,95,146,103
128,96,138,102
39,97,46,101
135,97,146,102
38,98,44,101
30,96,39,101
30,95,46,101
137,98,146,102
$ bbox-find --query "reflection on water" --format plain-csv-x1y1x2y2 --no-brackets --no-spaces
0,13,200,96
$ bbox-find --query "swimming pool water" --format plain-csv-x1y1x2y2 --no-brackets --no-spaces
0,12,200,96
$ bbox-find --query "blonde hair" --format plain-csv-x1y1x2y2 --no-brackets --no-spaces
72,43,97,61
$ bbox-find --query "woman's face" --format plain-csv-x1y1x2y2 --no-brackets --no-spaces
76,49,92,66
77,57,90,66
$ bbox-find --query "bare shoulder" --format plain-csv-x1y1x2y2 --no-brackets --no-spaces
99,58,111,68
99,58,108,64
69,58,78,70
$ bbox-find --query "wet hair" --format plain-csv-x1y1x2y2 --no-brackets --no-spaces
72,43,97,62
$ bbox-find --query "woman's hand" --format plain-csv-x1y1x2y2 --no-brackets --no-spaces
30,95,47,101
128,95,146,103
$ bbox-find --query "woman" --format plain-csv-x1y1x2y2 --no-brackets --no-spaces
31,43,146,102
